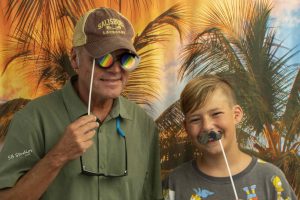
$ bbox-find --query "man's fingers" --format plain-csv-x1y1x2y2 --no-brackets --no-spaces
78,130,96,142
71,115,97,129
75,121,99,136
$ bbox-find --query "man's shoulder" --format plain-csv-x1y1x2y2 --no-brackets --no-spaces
119,96,142,110
119,96,153,120
15,89,63,117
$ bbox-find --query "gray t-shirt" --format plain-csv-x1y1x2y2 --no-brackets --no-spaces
165,157,297,200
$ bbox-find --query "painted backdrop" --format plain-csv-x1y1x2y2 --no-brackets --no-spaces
0,0,299,197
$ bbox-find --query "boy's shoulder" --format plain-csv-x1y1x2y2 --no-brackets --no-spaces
254,157,284,174
169,160,195,178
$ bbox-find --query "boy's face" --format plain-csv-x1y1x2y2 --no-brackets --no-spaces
183,88,243,156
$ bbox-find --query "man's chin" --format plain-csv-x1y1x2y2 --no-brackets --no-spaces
104,91,123,99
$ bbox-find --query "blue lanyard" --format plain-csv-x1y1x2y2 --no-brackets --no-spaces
116,117,125,137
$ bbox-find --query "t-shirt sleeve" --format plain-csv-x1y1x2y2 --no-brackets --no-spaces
261,161,298,200
270,171,297,200
0,112,44,189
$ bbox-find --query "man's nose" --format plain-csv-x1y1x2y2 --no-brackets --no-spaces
107,61,122,72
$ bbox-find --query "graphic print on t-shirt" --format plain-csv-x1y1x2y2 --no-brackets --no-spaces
271,175,291,200
190,187,214,199
243,184,258,200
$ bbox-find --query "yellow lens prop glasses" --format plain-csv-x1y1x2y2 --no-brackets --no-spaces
95,53,140,71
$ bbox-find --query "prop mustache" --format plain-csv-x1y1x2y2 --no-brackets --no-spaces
197,131,223,144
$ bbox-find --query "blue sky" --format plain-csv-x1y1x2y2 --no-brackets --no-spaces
271,0,300,65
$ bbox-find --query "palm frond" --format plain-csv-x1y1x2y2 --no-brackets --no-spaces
282,69,300,150
134,3,189,51
1,30,72,95
108,0,152,17
122,3,189,108
5,0,94,48
155,100,196,170
178,28,245,80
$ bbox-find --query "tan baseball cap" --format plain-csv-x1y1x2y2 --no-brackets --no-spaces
73,7,137,58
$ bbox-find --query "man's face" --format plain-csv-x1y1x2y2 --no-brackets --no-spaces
75,48,129,100
183,88,243,155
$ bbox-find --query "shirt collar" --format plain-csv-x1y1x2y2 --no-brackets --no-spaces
62,76,132,122
107,96,132,121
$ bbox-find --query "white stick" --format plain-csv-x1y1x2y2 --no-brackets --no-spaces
88,59,95,115
218,140,239,200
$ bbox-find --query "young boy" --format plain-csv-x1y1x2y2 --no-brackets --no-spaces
165,75,297,200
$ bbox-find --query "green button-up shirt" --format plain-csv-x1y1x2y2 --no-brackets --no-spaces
0,77,163,200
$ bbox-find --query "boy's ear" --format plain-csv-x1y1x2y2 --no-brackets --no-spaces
233,105,243,124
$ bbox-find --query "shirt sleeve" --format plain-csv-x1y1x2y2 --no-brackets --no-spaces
272,174,298,200
268,164,297,200
0,112,44,189
142,125,163,200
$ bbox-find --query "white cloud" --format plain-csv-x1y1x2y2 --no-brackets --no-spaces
271,0,300,27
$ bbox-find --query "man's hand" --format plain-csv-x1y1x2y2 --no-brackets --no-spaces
50,115,99,165
0,115,99,200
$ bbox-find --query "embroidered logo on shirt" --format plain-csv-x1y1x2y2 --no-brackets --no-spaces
243,185,258,200
190,188,214,200
7,149,33,160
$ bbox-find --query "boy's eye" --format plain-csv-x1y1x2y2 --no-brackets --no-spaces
189,118,201,123
212,112,223,117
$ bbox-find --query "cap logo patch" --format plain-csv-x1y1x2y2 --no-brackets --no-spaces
97,18,125,35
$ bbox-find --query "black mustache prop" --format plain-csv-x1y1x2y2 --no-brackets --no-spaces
197,131,222,144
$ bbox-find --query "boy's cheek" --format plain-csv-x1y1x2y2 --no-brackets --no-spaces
186,125,198,135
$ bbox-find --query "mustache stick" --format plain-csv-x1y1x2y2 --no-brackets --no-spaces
198,131,239,200
88,59,96,115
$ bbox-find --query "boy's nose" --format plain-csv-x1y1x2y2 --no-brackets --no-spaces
201,117,214,132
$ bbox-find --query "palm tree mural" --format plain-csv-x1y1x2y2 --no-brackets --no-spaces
157,0,300,196
0,0,299,197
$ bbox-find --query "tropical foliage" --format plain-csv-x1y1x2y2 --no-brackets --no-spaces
0,0,299,197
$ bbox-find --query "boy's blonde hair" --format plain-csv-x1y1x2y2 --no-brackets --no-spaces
180,75,237,115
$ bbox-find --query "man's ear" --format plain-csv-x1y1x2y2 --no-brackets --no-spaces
233,105,243,124
70,48,79,72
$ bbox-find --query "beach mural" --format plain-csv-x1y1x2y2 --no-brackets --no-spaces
0,0,299,197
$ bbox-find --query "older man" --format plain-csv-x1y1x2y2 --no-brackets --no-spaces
0,7,162,200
